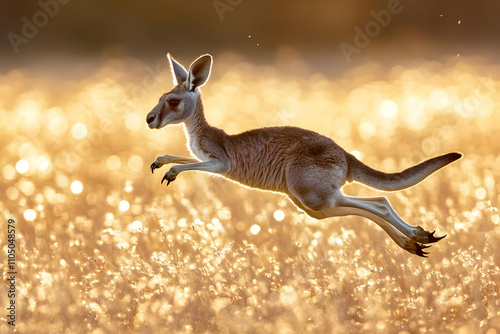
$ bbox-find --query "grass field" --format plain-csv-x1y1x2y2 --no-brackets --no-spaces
1,54,499,333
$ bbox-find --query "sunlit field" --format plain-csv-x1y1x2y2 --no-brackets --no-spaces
1,53,499,333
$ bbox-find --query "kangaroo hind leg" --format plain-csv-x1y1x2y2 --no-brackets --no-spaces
288,193,432,257
337,195,446,244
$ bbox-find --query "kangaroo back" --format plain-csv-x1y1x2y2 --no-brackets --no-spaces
346,152,462,191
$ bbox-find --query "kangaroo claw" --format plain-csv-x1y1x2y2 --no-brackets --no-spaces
427,230,447,243
415,244,431,257
161,173,176,186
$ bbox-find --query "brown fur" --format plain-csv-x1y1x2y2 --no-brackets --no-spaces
146,54,462,257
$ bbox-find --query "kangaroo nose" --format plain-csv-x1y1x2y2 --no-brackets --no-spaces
146,114,155,124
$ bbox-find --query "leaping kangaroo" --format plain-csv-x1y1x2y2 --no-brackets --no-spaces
146,54,462,257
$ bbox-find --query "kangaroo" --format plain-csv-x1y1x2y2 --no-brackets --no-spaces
146,54,462,257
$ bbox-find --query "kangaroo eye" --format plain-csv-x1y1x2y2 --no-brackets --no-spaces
168,99,180,108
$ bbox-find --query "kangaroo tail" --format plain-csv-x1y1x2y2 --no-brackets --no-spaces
346,152,462,191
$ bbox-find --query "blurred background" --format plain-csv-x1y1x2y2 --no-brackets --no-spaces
1,0,500,71
1,1,500,333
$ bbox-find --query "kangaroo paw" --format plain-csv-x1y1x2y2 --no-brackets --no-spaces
415,244,431,258
161,170,177,186
150,161,164,174
413,226,447,244
403,238,431,257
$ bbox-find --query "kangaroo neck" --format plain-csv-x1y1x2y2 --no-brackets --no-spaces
183,97,211,137
182,97,225,162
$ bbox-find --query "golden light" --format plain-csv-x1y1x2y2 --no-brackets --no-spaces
250,224,261,235
47,107,68,135
493,215,500,225
124,180,134,193
125,112,143,131
350,150,363,160
6,187,19,200
56,174,69,188
16,159,29,174
358,123,376,140
18,142,37,157
2,165,16,180
119,200,130,212
19,180,35,196
403,95,427,130
429,89,449,109
379,100,398,118
235,221,246,231
106,155,121,170
37,156,51,172
24,209,37,221
475,187,487,200
273,210,285,222
16,99,42,134
128,220,143,232
71,123,88,139
3,52,499,333
127,155,144,172
71,181,84,194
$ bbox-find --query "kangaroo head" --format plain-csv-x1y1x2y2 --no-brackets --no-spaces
146,54,212,129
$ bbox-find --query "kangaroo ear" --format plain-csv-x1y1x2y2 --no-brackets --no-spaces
167,53,188,86
187,54,212,92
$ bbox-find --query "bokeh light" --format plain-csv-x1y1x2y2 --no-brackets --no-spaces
429,89,449,109
124,181,134,193
1,55,499,334
475,187,487,200
379,100,398,118
3,0,500,328
56,174,70,188
2,165,16,180
125,113,143,131
71,123,88,139
107,156,122,170
19,180,35,196
127,155,144,172
71,181,84,194
273,210,285,222
47,107,68,135
119,200,130,212
250,224,261,235
15,159,29,174
24,209,37,221
358,123,376,140
37,156,51,173
6,187,18,200
128,220,143,232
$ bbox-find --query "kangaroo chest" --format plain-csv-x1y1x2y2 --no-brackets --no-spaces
186,131,211,161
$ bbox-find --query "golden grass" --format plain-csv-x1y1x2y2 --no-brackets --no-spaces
0,54,499,333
